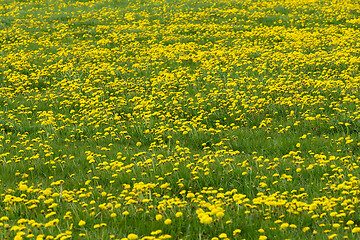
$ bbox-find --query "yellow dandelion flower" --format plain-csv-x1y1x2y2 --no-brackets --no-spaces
128,234,138,240
78,220,86,226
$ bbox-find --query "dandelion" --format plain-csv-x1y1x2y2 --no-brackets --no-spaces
164,219,172,225
216,211,224,218
186,193,195,198
19,184,28,191
219,233,227,238
233,229,241,235
128,234,138,240
78,220,86,226
280,223,289,230
329,234,337,240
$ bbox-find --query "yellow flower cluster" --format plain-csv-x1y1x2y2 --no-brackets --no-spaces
1,0,360,239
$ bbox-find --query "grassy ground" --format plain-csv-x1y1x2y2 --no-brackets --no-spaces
1,0,360,239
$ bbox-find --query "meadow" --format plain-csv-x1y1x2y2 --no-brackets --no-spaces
1,0,360,239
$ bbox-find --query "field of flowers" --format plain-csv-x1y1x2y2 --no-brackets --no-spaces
1,0,360,239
